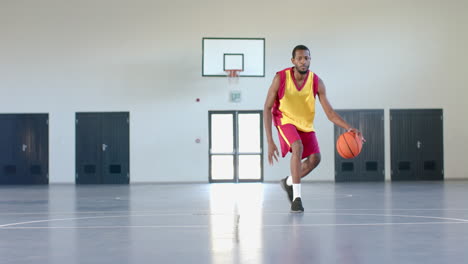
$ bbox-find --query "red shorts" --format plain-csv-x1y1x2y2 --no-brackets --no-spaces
276,124,320,159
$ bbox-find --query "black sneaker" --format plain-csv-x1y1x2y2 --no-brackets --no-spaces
291,197,304,213
280,177,293,203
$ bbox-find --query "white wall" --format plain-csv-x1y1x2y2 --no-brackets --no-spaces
0,0,466,182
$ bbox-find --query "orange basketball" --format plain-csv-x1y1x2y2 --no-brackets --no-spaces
336,131,363,159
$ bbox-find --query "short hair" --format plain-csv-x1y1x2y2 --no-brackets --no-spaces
292,45,310,58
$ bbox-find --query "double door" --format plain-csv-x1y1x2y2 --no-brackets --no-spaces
390,109,443,180
0,114,48,184
76,112,129,184
334,110,385,182
209,111,263,182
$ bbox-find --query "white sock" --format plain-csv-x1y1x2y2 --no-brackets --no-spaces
286,176,293,186
293,184,301,200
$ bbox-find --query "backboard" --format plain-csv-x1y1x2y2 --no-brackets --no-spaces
202,38,265,77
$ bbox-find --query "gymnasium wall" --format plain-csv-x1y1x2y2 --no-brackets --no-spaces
0,0,466,182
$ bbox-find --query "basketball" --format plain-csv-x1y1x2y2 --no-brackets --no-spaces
336,131,363,159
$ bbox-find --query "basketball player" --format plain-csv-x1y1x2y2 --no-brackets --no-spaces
263,45,363,213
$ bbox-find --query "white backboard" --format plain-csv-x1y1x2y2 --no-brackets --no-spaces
202,38,265,77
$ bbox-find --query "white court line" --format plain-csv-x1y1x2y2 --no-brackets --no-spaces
1,208,468,216
1,221,468,230
1,212,468,229
0,214,194,228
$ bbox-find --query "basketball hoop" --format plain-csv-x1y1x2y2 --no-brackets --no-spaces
225,69,242,84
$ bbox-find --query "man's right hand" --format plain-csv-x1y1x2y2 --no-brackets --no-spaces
268,142,279,165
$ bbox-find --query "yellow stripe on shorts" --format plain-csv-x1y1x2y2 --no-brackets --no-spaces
277,126,291,147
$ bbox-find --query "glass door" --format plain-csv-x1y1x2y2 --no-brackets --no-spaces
209,111,263,183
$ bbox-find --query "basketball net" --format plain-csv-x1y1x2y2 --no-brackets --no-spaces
226,69,242,85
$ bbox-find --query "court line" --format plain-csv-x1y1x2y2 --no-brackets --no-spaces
1,212,467,229
1,221,468,230
1,208,468,216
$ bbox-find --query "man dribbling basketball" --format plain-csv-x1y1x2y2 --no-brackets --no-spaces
263,45,364,213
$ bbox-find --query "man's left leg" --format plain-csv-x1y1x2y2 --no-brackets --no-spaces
300,153,321,178
282,153,321,203
298,129,321,180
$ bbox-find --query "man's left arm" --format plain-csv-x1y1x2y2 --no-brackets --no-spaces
317,78,364,140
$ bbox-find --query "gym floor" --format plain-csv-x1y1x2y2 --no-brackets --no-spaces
1,181,468,264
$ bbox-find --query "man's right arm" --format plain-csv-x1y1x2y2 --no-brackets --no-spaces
264,74,280,164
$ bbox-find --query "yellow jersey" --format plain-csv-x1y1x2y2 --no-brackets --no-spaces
272,67,319,132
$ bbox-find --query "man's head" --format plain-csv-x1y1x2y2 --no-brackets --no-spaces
291,45,311,75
